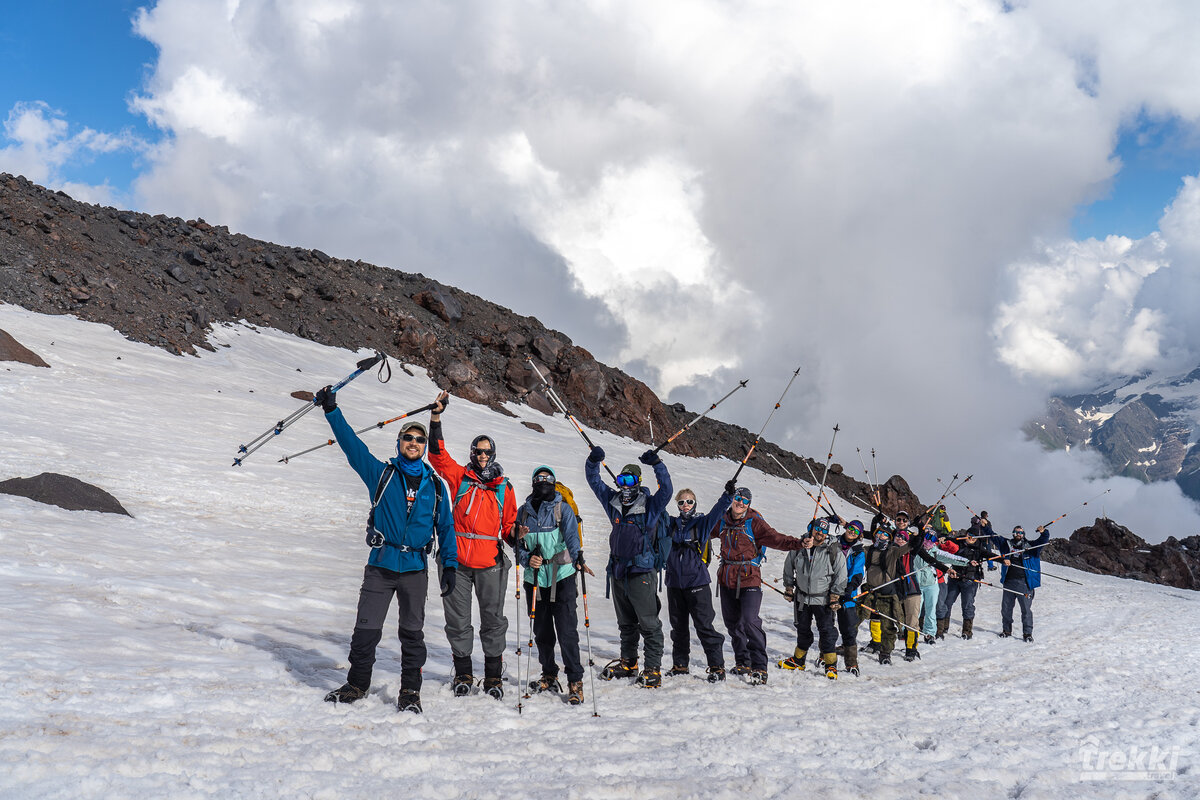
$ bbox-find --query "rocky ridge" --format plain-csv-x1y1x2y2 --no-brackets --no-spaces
0,173,913,517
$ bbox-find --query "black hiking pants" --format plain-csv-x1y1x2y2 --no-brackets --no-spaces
346,565,428,692
667,584,725,668
527,576,584,683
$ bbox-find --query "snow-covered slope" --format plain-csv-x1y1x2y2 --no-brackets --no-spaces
2,305,1196,800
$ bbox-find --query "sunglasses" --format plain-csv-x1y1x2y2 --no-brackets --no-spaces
472,447,494,457
400,433,427,444
615,473,640,488
677,498,695,507
732,494,751,504
533,473,555,484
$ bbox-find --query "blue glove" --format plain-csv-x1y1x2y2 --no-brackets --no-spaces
314,385,337,413
588,446,605,463
440,567,457,597
638,449,660,466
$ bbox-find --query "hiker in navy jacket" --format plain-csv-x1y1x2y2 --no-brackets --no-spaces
585,446,673,688
664,483,735,682
992,524,1049,641
315,386,456,714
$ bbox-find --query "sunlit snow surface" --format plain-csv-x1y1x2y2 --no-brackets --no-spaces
1,305,1196,799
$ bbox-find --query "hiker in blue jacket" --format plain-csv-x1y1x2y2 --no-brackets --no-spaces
665,482,735,682
992,524,1050,642
585,446,672,688
315,386,456,714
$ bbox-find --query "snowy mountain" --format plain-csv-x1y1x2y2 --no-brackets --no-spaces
2,306,1196,799
1025,366,1200,502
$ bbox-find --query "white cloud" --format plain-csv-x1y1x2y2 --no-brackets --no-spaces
0,101,140,205
119,0,1200,534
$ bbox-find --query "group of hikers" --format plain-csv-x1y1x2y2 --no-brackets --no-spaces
311,386,1050,713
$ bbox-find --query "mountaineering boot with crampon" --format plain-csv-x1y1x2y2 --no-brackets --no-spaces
961,618,974,640
999,629,1012,638
452,656,474,696
599,658,638,680
904,648,921,661
777,647,807,671
636,669,662,688
706,666,726,683
529,675,563,694
729,664,752,676
1023,633,1034,642
843,644,859,677
397,689,422,714
747,669,768,685
878,650,892,665
936,617,949,640
483,655,503,699
821,652,838,680
924,634,936,645
667,664,690,676
567,681,584,705
324,682,368,704
483,677,504,700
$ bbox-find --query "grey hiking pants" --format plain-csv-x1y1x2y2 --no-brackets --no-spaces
346,565,428,691
611,571,664,670
438,550,511,662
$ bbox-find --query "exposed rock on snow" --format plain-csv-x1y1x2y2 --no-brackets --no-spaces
0,328,49,367
0,472,132,516
1044,517,1199,590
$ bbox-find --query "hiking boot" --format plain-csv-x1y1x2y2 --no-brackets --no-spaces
636,669,662,688
324,682,368,704
396,689,422,714
843,645,859,674
821,653,838,680
529,675,562,694
903,647,920,662
747,669,768,685
848,665,860,677
567,681,584,705
878,651,892,665
706,666,726,683
451,672,474,697
599,658,638,680
961,618,974,640
999,629,1012,638
923,634,936,645
667,664,690,676
936,617,949,640
1023,634,1034,642
730,664,752,676
777,651,806,671
483,677,504,700
863,641,880,655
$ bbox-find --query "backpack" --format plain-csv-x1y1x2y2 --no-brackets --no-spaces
554,481,584,544
717,514,766,595
453,476,509,537
367,464,442,554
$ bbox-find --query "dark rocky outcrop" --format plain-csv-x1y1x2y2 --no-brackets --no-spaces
0,328,49,367
0,472,132,516
0,173,919,514
1043,517,1199,590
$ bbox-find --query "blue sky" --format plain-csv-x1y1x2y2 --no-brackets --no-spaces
0,1,158,192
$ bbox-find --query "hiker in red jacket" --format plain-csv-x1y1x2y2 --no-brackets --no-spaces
428,391,518,699
710,487,807,685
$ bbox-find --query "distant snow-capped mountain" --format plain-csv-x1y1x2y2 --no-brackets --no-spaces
1026,366,1200,501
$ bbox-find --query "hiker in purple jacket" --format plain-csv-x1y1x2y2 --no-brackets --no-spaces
665,483,735,683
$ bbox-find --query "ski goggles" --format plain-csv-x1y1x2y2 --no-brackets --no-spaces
615,473,640,488
532,473,556,485
400,433,427,444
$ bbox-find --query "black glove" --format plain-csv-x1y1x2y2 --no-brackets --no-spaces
314,385,337,413
724,479,737,496
574,552,586,569
639,449,660,466
440,567,457,597
588,445,605,463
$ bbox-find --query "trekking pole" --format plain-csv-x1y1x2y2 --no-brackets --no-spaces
526,357,618,481
803,459,841,518
231,352,388,466
856,447,881,508
810,425,841,521
523,578,539,701
971,579,1031,598
766,453,836,517
1034,569,1084,586
647,412,653,444
923,474,970,517
761,579,791,598
1039,488,1112,528
578,569,600,717
857,601,923,637
652,379,749,454
277,402,438,463
731,366,803,484
871,449,880,498
514,561,524,714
